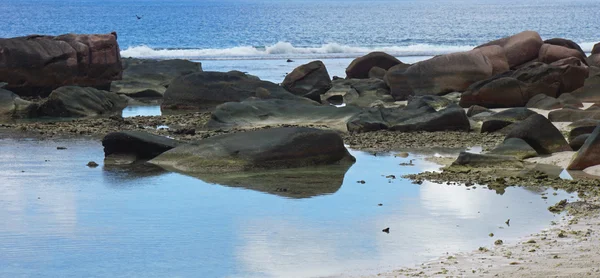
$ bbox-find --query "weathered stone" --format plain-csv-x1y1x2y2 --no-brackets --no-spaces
568,125,600,170
0,88,37,118
505,114,571,154
207,99,361,131
568,119,600,141
162,71,306,110
384,63,413,100
111,58,202,98
282,60,332,101
0,33,122,97
557,93,583,108
37,86,127,117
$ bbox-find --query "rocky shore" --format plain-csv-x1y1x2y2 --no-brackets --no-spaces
2,30,600,276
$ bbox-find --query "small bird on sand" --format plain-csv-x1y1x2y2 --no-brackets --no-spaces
505,219,511,226
136,15,142,20
382,227,390,233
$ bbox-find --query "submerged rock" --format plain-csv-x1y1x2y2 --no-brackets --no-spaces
149,127,355,174
102,131,181,164
0,33,122,97
111,58,202,98
37,86,128,117
505,114,572,154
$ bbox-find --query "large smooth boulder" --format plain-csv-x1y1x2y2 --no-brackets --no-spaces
568,125,600,170
368,67,387,80
480,108,538,133
37,86,128,117
281,60,331,101
384,63,413,100
538,44,587,65
0,33,122,97
346,52,405,79
150,127,355,173
460,60,588,108
207,99,361,131
162,71,306,110
102,131,181,164
320,78,391,107
544,38,586,58
489,138,538,159
505,114,572,154
0,88,37,118
404,47,508,95
476,31,543,68
111,58,202,98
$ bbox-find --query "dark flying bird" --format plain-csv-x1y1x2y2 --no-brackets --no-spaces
136,15,142,20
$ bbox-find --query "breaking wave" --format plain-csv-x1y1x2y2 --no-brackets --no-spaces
120,42,476,60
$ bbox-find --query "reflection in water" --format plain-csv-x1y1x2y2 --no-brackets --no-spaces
121,105,162,118
0,138,573,277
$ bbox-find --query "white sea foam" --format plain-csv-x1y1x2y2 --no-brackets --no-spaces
120,42,475,60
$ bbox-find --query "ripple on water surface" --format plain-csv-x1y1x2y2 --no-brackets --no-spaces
0,138,573,277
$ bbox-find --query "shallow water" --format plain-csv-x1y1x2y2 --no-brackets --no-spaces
122,105,162,118
0,137,573,277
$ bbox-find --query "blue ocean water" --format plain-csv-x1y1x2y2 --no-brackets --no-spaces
1,0,599,60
